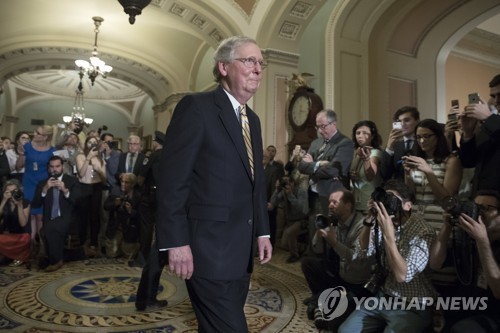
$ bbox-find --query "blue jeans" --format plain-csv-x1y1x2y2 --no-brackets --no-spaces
338,297,432,333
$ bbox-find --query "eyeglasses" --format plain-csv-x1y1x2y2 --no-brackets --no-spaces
128,142,140,145
234,57,267,69
34,130,46,136
416,134,435,141
20,136,30,140
315,121,334,131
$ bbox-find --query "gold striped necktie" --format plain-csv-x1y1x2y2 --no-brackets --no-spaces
239,105,254,179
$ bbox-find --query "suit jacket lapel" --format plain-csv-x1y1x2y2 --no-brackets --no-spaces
214,87,253,181
321,131,341,157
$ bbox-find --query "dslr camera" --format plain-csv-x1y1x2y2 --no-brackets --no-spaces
364,267,388,295
370,187,401,216
11,189,23,201
441,196,479,226
276,177,290,191
315,214,338,229
118,195,131,210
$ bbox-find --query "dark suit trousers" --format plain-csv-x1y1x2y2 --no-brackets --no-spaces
186,275,250,333
135,242,166,303
43,216,70,264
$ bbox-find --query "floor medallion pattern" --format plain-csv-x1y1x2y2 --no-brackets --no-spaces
0,250,316,332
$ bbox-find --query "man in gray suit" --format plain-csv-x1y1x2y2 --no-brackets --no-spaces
156,36,272,332
299,109,354,244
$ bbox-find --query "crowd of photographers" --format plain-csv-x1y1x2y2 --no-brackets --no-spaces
0,118,165,273
268,74,500,332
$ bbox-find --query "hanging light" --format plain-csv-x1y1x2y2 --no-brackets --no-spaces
118,0,152,24
63,74,94,126
75,16,113,86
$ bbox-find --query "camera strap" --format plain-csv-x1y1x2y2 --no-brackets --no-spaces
338,213,357,244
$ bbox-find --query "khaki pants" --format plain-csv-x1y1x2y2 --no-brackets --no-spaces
105,231,138,260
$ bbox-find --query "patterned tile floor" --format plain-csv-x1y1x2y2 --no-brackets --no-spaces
0,248,319,333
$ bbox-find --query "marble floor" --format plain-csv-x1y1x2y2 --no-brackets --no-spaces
0,248,320,333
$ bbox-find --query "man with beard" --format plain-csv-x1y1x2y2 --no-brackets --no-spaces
31,155,80,272
301,189,372,330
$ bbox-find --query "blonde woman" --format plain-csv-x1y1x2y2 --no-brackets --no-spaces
16,125,55,247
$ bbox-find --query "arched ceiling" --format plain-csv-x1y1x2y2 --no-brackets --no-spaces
0,0,327,109
1,0,499,131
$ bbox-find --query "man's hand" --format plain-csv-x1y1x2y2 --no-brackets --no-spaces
458,213,488,244
302,153,313,163
386,128,403,150
464,98,492,122
168,245,194,279
372,201,395,241
257,237,272,264
319,226,336,247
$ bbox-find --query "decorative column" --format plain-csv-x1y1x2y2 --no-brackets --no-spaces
154,92,189,132
2,116,19,140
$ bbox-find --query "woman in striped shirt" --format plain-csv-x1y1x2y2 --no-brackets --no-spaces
402,119,463,228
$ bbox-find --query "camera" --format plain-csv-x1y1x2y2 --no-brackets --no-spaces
370,187,401,216
118,195,130,210
277,178,290,191
107,141,117,150
315,214,338,229
441,196,479,226
364,268,388,295
11,189,23,201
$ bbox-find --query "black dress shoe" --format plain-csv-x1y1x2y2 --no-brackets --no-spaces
135,301,146,311
146,299,168,310
135,299,168,311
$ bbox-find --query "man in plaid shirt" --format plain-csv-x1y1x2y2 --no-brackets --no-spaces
339,179,437,333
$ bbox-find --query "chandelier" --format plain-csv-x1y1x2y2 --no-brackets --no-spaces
75,16,113,86
63,75,94,126
118,0,152,24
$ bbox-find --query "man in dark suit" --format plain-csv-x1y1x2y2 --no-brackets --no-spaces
156,36,272,332
116,135,145,181
299,109,354,239
31,155,80,272
380,106,420,181
263,148,284,246
459,74,500,195
134,131,168,310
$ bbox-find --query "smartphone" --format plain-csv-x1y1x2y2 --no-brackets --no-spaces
451,99,459,108
392,122,402,130
468,93,480,104
447,113,457,121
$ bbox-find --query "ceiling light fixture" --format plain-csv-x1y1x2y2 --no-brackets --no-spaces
75,16,113,86
118,0,152,24
63,74,93,126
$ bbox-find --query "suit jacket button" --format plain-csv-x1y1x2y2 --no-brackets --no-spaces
247,219,253,225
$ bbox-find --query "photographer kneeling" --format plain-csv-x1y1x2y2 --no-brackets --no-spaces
301,189,373,330
430,190,500,332
104,173,141,260
339,180,437,333
269,176,308,263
